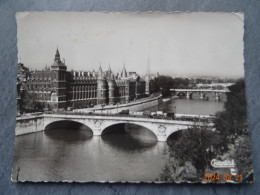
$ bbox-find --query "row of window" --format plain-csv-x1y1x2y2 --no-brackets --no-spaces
72,89,97,100
28,78,53,83
35,94,67,102
72,85,97,90
27,84,52,90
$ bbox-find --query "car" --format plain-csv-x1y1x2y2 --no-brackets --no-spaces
153,115,164,119
119,109,129,115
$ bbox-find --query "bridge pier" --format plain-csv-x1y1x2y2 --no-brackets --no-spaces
157,135,168,142
215,92,220,100
92,128,102,136
186,92,190,99
200,92,203,99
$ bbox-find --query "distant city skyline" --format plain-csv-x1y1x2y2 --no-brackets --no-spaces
17,12,244,78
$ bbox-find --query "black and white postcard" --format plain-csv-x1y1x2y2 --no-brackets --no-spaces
12,12,254,183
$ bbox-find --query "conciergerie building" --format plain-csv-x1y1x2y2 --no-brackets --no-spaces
17,48,157,111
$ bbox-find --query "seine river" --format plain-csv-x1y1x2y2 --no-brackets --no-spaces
12,93,225,182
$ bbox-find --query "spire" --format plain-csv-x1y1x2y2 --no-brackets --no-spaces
106,64,114,79
56,47,60,56
55,47,61,63
98,63,102,72
98,63,103,79
121,63,127,78
108,64,112,73
146,55,151,76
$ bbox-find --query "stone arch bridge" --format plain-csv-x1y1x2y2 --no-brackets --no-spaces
16,113,213,142
170,88,229,100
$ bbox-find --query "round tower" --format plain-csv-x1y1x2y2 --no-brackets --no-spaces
97,66,106,105
108,74,115,105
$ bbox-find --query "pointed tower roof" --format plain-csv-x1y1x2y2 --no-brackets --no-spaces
108,64,112,73
55,48,60,62
98,64,103,73
121,64,127,78
106,64,113,79
51,47,66,70
98,64,103,79
56,47,60,56
146,55,151,76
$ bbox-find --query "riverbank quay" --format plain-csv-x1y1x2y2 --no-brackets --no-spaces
74,95,162,113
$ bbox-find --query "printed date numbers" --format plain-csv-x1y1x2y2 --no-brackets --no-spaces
204,174,242,181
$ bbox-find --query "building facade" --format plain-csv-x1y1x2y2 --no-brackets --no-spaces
17,49,156,111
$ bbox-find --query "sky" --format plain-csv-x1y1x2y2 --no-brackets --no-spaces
16,12,244,78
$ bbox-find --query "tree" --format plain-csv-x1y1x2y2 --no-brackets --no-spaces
161,119,224,181
214,79,253,181
235,135,254,182
214,79,248,139
21,90,44,113
154,76,190,97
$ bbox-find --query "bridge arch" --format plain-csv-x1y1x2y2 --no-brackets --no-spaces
100,121,159,140
176,92,186,96
164,125,191,141
166,128,191,142
44,119,94,135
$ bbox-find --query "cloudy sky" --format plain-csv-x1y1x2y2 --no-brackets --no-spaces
17,12,244,78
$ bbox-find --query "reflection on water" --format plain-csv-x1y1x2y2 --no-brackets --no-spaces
45,121,93,143
102,124,157,152
12,97,225,182
13,124,167,182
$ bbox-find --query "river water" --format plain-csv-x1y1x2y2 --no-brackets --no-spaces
12,94,226,182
